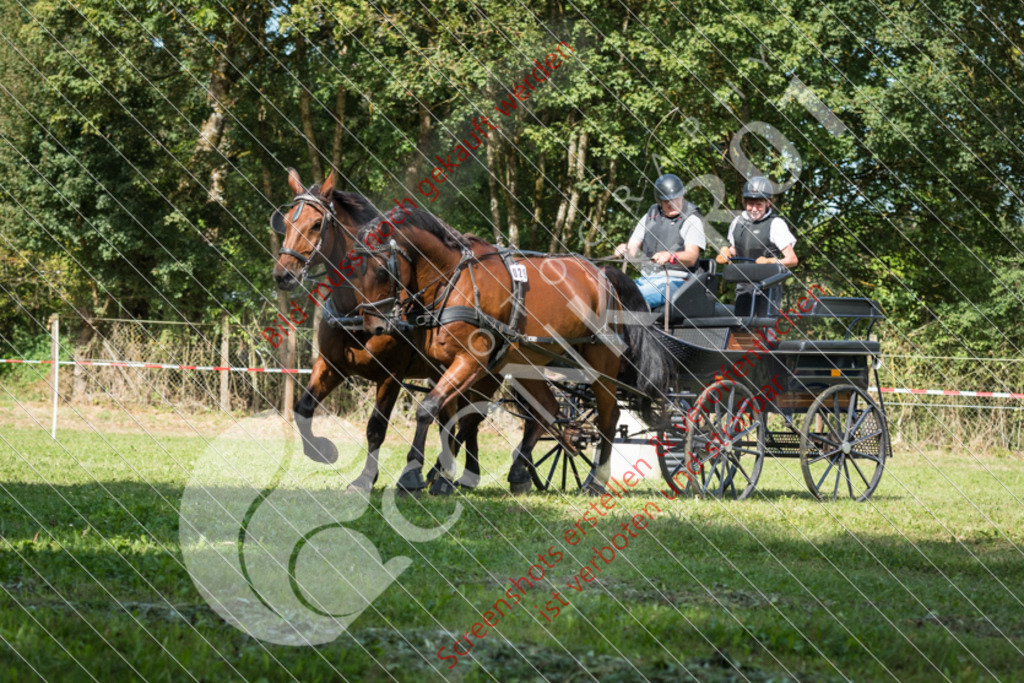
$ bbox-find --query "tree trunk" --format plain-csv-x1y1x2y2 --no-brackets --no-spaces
300,86,324,184
532,137,547,244
549,125,587,252
185,54,236,202
486,129,503,244
331,86,347,178
501,127,521,247
584,158,616,257
549,133,576,252
259,118,295,420
404,101,433,193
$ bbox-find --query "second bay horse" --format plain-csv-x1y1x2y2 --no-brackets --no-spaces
349,211,675,494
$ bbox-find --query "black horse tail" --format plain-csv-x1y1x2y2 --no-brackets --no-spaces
602,267,677,422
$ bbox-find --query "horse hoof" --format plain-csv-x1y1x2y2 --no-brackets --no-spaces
302,437,338,464
510,479,533,495
454,480,477,490
429,476,456,496
346,479,374,493
425,464,440,484
397,468,427,495
581,470,608,496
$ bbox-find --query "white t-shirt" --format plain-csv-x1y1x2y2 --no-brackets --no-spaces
727,210,796,252
629,213,707,250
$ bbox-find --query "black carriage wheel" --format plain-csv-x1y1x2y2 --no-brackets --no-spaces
529,388,598,492
800,384,887,502
659,381,765,500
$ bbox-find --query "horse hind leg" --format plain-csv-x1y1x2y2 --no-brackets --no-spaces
581,349,621,495
508,379,560,495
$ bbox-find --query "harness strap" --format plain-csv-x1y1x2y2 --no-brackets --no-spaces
322,296,364,330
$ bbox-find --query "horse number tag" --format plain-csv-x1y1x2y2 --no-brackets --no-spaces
510,264,528,283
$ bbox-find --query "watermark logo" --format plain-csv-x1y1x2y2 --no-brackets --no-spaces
179,418,461,645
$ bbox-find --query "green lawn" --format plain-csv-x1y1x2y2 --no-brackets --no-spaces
0,411,1022,681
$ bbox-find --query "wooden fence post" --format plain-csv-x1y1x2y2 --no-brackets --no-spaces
220,314,230,412
49,313,59,439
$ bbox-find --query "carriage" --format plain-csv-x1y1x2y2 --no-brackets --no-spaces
272,171,890,502
524,258,890,502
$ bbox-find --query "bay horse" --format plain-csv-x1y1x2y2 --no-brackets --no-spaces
348,211,674,495
271,168,495,493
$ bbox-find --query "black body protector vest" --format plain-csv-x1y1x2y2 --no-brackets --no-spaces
733,211,785,260
640,201,700,275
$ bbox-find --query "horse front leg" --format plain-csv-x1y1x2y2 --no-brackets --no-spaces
347,377,402,491
398,357,486,495
426,401,461,494
294,354,344,464
437,375,501,493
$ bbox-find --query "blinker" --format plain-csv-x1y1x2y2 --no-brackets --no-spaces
270,210,286,235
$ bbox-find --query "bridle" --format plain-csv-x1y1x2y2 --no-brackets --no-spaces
351,221,485,332
271,191,339,282
351,236,418,329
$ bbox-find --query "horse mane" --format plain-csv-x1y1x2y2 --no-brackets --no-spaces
326,189,383,225
360,207,472,250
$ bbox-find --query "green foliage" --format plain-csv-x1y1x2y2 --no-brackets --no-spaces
0,0,1021,357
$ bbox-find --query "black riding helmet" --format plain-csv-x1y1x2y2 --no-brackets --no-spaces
742,176,773,200
654,173,686,201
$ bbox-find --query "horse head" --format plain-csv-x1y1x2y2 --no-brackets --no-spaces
351,218,416,335
271,168,379,292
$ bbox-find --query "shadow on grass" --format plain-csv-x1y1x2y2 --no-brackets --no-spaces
1,476,1022,679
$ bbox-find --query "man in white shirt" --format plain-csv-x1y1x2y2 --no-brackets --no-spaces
717,176,798,316
717,176,798,267
614,174,706,308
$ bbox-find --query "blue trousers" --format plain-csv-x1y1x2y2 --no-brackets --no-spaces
635,273,688,308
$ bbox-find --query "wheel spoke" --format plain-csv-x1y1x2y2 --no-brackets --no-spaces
560,447,568,490
846,406,871,440
728,420,759,441
579,450,596,470
850,428,884,447
731,456,751,483
568,450,584,489
824,412,844,443
844,458,855,498
850,449,881,462
542,449,560,490
815,457,838,491
847,455,873,488
831,456,842,500
845,391,858,438
809,447,843,464
533,443,559,468
807,432,841,450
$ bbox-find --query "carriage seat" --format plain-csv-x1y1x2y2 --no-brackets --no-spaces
649,260,732,325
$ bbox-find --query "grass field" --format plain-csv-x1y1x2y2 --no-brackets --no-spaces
0,400,1022,681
